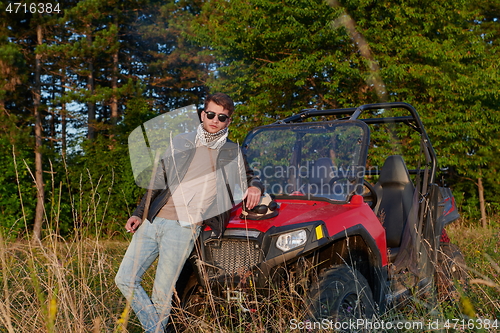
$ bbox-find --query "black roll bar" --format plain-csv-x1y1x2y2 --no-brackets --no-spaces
275,102,437,184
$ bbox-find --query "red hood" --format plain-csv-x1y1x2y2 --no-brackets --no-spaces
224,195,388,266
227,199,352,233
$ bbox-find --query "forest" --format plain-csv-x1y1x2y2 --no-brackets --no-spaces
0,0,499,241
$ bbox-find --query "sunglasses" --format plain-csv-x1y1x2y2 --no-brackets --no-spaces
204,110,230,122
248,201,278,214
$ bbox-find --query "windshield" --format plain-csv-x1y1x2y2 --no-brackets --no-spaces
243,120,369,202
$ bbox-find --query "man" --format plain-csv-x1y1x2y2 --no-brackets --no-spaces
115,93,263,333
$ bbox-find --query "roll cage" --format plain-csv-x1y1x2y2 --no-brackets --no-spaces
275,102,437,185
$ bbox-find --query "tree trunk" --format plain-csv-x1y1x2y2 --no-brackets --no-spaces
110,48,119,126
478,176,487,228
86,32,96,140
61,73,67,158
32,24,45,242
49,75,55,149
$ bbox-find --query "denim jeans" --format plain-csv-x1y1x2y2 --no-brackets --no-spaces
115,217,201,333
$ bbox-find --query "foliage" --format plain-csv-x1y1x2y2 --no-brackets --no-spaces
0,0,208,236
0,114,35,238
191,0,359,140
0,0,499,235
191,0,500,221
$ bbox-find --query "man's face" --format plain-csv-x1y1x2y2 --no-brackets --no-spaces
201,101,231,133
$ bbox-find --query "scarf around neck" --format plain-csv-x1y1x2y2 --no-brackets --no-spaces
196,123,228,150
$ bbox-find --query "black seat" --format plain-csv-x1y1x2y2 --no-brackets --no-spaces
309,157,334,196
373,155,415,249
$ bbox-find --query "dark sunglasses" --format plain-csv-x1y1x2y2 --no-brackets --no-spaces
204,110,230,122
248,201,278,214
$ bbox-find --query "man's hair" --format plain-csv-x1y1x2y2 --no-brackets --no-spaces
204,93,235,116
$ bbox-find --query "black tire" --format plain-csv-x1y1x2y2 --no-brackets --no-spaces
168,275,209,332
436,242,468,301
308,265,375,322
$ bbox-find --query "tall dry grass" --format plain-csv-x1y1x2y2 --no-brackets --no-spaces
446,220,500,320
2,155,499,332
0,234,131,332
0,156,143,333
1,220,498,333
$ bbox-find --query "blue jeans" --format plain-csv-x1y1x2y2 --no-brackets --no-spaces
115,217,201,333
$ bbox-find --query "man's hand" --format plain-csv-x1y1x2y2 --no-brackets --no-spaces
125,216,142,233
243,186,261,209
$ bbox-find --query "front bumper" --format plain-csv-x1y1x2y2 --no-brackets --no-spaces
196,221,329,292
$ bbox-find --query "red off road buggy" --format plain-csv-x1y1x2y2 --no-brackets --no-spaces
176,102,465,324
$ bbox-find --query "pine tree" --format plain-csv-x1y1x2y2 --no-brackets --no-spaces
191,0,500,221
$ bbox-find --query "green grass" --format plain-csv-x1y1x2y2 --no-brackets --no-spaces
0,218,498,332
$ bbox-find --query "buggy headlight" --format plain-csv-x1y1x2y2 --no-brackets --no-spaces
276,229,307,252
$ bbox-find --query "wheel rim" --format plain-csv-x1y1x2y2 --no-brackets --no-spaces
339,292,360,318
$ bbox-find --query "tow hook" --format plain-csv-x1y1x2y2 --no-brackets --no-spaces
224,289,257,313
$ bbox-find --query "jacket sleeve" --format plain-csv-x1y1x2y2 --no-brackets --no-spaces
132,188,162,219
131,154,170,220
203,146,264,239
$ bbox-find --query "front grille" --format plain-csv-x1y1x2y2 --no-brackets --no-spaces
208,239,261,275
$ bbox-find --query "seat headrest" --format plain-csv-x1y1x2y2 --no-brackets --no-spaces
378,155,412,185
310,157,334,183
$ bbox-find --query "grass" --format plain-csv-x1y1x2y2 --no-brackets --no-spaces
0,235,131,332
0,218,499,332
445,221,500,320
